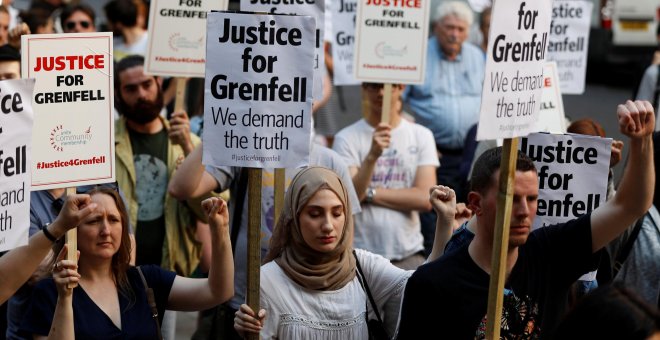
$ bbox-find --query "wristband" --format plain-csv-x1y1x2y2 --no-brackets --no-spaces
366,188,376,203
42,224,59,243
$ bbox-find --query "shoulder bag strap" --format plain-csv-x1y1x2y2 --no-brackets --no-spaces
137,266,164,340
353,250,384,324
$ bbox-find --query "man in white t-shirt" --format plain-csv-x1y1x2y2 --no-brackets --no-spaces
333,83,438,269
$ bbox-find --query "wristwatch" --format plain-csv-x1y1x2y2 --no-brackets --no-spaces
366,188,376,203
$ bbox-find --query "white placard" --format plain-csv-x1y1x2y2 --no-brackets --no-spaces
241,0,325,100
203,12,315,168
22,33,115,190
521,132,610,281
353,0,430,84
332,0,359,85
0,79,35,252
520,133,610,230
546,0,592,95
145,0,228,77
476,0,552,141
534,62,566,134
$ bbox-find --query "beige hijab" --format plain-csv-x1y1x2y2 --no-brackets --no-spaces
264,166,356,291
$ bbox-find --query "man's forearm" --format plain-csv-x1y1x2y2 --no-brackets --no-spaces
371,187,432,212
353,155,378,201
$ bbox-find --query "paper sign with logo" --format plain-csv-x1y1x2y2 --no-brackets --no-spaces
0,79,35,251
546,0,592,95
520,132,610,280
353,0,430,84
534,62,566,134
145,0,228,77
332,0,359,85
22,33,115,190
203,11,315,168
240,0,325,100
476,0,553,141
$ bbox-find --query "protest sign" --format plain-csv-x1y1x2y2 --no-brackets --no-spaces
22,33,114,190
0,79,35,252
353,0,430,84
521,132,610,281
332,0,359,85
241,0,325,100
534,62,566,134
520,133,610,230
145,0,228,77
476,0,553,141
203,12,315,169
546,0,592,95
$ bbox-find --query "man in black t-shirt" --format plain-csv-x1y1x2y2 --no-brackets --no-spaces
397,100,656,339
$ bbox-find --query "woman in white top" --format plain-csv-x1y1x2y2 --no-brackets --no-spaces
234,166,461,339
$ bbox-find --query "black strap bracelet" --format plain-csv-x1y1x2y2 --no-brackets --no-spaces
42,224,58,243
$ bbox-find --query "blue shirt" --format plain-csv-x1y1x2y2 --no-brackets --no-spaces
402,39,485,150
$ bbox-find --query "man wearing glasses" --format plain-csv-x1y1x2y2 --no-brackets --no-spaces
60,3,96,34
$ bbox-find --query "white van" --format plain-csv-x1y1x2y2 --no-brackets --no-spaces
589,0,659,64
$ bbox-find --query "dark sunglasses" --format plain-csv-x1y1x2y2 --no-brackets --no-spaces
65,20,92,30
362,82,384,90
76,181,119,194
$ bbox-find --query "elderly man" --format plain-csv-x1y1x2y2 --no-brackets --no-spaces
403,1,484,194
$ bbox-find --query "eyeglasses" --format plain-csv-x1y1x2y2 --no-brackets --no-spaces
76,181,119,194
64,20,92,30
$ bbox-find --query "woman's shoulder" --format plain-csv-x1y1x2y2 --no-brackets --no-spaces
128,265,177,289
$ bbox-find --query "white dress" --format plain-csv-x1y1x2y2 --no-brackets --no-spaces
259,249,412,339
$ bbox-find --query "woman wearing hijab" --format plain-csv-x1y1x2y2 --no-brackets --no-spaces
234,166,458,338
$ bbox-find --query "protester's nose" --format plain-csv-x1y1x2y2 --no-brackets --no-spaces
514,198,530,218
99,219,111,235
321,213,334,232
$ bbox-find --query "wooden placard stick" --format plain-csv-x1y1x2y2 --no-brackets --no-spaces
65,187,77,288
246,168,262,340
381,83,393,124
274,168,285,225
174,77,187,112
484,137,518,339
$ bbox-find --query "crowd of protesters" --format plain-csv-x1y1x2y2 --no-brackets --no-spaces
0,0,658,339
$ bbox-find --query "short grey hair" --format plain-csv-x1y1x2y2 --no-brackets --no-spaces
434,1,474,26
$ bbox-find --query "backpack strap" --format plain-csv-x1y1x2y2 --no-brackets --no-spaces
137,266,164,340
613,212,647,277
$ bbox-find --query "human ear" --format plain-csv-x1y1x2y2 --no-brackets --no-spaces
467,191,482,216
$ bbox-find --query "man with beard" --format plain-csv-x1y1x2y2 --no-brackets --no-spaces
114,54,201,278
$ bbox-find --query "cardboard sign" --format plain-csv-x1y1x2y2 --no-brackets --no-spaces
353,0,430,84
520,133,610,231
145,0,228,77
534,62,566,134
546,1,592,95
521,132,610,281
476,0,553,141
203,12,315,168
332,0,360,85
22,33,115,190
241,0,325,100
0,79,35,252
